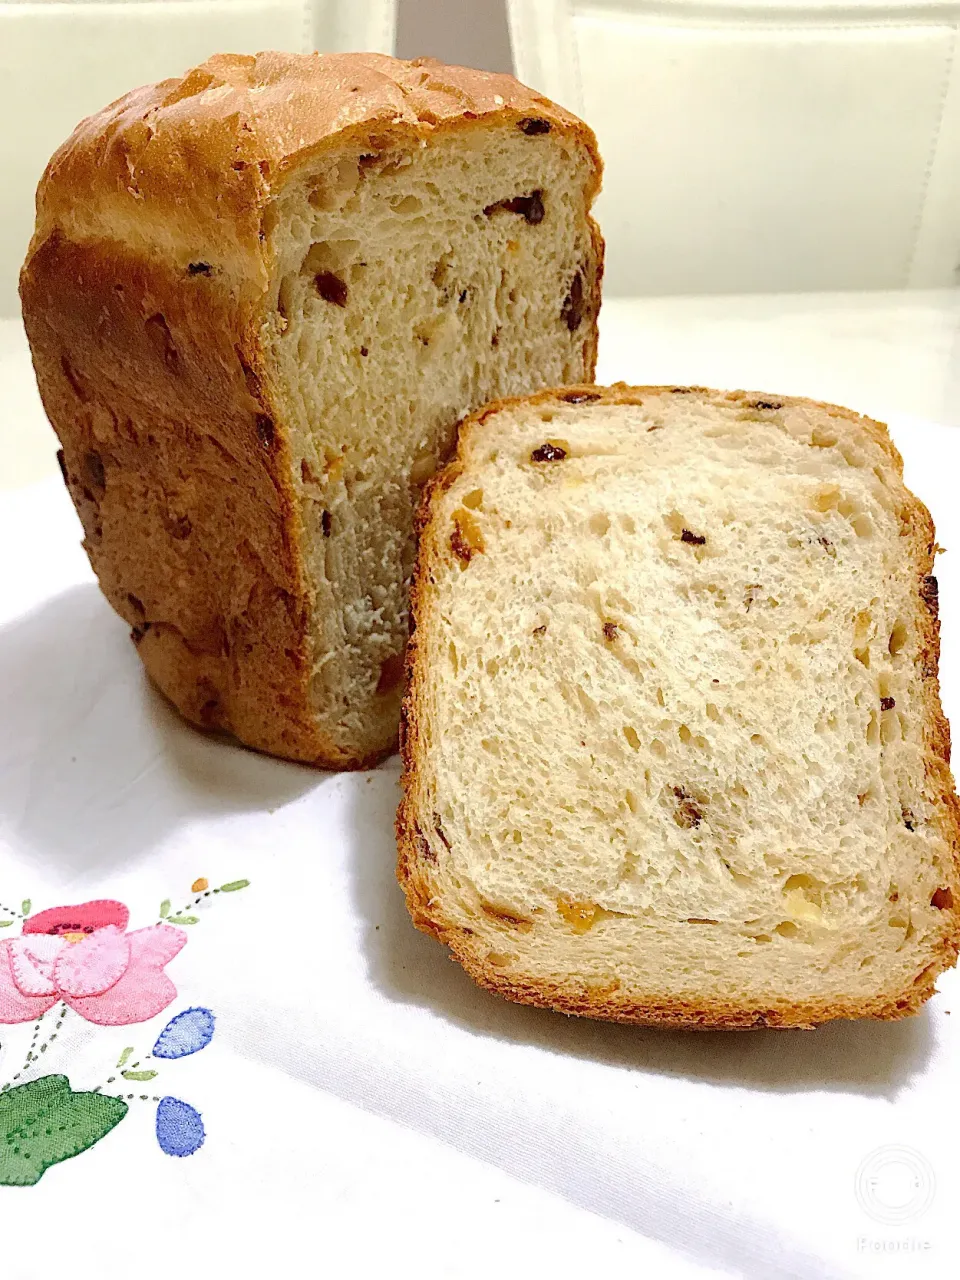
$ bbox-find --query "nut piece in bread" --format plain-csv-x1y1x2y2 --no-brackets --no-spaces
20,51,603,767
398,385,960,1027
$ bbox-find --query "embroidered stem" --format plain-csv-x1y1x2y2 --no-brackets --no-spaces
0,900,25,921
159,878,249,925
0,1002,65,1091
91,1091,162,1103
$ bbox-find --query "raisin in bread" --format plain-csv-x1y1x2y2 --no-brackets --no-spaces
398,385,960,1027
20,52,602,767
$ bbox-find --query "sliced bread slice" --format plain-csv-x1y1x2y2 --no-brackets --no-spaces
20,52,602,768
398,385,960,1027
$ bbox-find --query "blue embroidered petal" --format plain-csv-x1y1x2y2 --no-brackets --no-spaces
156,1097,205,1157
152,1006,215,1059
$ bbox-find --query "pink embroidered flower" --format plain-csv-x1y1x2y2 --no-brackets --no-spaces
0,900,187,1026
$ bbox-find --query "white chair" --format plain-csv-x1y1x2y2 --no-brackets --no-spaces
0,0,397,315
508,0,960,295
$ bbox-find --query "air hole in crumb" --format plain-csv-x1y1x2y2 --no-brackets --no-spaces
784,873,822,898
706,702,721,721
880,709,900,745
650,738,666,757
678,724,693,745
321,510,332,537
775,921,800,938
390,193,422,215
462,488,483,510
623,726,641,750
625,789,639,814
590,513,610,537
889,623,907,655
483,190,545,224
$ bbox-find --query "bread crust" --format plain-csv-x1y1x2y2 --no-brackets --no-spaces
20,52,603,769
398,384,960,1027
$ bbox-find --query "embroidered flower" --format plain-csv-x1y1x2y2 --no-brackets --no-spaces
0,900,187,1026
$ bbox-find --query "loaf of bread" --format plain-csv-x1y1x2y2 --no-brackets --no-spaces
398,385,960,1027
20,51,602,767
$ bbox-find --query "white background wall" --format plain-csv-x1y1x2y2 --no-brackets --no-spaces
3,0,960,308
397,0,513,71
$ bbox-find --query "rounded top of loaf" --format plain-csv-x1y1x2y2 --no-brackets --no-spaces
23,51,601,285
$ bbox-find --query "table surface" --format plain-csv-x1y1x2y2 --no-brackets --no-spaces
4,287,960,489
3,292,960,1279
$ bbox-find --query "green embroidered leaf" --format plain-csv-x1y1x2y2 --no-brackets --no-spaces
121,1070,157,1082
168,916,198,925
0,1075,127,1186
219,879,250,893
116,1047,134,1069
20,900,31,917
159,899,171,919
0,919,13,928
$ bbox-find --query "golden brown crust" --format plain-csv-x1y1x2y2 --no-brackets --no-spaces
20,52,602,769
397,384,960,1027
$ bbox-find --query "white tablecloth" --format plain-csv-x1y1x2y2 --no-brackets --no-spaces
2,297,959,1279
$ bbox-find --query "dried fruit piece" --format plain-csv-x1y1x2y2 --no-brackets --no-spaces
531,442,566,463
450,507,484,564
561,270,583,332
315,271,348,306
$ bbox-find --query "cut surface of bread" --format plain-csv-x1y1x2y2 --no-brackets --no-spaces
398,385,960,1027
20,51,602,767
